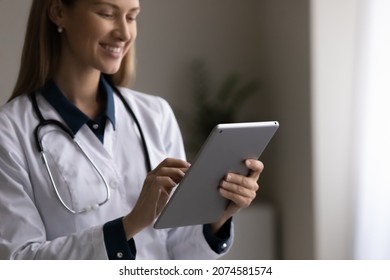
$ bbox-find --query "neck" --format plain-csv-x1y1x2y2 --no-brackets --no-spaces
53,69,103,120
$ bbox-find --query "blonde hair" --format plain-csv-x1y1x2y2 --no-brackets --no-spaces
9,0,135,101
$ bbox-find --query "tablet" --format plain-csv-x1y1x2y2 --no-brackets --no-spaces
154,121,279,229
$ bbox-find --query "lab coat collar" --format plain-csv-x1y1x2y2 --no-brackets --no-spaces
41,75,116,135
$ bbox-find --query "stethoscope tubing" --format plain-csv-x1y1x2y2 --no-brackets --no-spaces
30,86,151,214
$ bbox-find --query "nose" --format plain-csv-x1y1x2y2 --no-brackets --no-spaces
113,18,133,42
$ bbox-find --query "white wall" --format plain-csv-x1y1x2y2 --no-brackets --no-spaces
310,0,358,259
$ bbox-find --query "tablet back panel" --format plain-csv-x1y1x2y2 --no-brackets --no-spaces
154,121,279,229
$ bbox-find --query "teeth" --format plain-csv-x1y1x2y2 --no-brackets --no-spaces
103,45,121,54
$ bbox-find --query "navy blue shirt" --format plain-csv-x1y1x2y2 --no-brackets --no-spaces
41,76,231,259
41,77,115,142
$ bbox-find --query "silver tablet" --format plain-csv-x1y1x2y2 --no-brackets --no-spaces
154,121,279,229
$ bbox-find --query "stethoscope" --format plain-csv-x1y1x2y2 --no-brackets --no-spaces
31,87,152,214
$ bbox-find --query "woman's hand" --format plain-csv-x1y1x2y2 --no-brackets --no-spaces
122,158,190,240
211,159,264,233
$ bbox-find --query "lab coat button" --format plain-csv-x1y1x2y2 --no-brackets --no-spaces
92,124,99,130
117,252,123,259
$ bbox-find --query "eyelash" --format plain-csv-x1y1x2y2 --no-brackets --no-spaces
100,13,113,18
98,12,137,22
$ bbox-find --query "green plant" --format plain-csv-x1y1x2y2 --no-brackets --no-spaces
189,60,259,151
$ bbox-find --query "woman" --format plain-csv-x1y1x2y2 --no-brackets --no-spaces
0,0,263,259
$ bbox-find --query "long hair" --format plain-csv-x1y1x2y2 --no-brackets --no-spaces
9,0,135,101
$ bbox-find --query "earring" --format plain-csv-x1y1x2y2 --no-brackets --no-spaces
57,26,63,33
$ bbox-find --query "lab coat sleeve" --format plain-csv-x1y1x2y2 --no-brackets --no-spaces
156,98,234,259
0,113,108,260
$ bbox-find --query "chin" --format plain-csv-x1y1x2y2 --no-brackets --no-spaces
100,66,121,75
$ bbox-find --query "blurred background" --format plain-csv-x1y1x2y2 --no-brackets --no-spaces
1,0,389,260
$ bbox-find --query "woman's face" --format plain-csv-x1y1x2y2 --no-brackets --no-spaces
58,0,140,75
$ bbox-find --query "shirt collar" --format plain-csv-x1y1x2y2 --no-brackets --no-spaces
41,75,116,134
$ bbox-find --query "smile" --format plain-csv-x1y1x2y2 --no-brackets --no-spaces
102,44,122,54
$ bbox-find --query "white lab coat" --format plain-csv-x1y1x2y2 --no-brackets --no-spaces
0,87,233,260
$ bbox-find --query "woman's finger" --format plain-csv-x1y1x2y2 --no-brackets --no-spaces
222,173,259,192
219,186,255,208
245,159,264,179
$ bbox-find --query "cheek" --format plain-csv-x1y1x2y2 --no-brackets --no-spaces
66,25,96,49
132,23,138,38
67,16,107,43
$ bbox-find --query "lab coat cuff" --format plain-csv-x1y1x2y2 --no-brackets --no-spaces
103,217,137,260
203,217,232,254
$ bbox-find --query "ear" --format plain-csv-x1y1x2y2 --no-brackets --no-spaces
48,0,65,27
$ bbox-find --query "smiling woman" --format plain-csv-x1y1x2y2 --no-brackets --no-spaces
0,0,266,260
10,0,139,103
